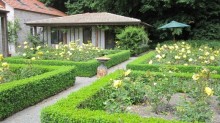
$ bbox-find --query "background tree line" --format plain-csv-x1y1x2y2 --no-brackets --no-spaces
40,0,220,41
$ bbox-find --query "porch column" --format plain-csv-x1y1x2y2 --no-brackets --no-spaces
71,27,75,42
43,26,47,45
47,26,51,46
67,28,71,44
0,17,2,54
1,15,8,56
100,29,105,49
74,28,79,43
79,27,83,45
91,26,96,46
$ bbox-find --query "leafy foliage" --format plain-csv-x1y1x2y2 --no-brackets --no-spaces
27,33,43,48
40,0,220,40
39,0,68,12
7,19,21,43
116,26,149,55
176,68,215,122
64,0,220,40
103,70,147,113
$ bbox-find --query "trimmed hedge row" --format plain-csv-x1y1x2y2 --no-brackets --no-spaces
161,40,220,49
127,51,220,73
131,70,220,79
41,70,185,123
0,64,76,120
5,50,130,77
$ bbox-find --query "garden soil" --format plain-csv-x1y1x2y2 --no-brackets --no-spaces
127,93,220,123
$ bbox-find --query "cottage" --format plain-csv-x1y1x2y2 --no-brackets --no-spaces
26,12,150,49
0,0,66,54
0,8,8,56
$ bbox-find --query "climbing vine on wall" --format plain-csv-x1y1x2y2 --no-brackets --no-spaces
7,19,21,43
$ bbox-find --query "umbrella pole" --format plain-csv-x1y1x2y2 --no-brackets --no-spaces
173,35,175,42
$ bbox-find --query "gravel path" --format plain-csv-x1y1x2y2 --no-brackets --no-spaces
0,57,136,123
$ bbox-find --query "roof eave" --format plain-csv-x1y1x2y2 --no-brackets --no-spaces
25,22,144,27
14,8,66,17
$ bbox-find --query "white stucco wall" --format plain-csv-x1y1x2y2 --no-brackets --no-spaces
14,9,58,44
4,3,14,21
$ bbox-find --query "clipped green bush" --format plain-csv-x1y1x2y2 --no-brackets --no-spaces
41,71,185,123
116,26,149,56
0,64,76,120
5,50,130,77
161,40,220,49
127,51,220,73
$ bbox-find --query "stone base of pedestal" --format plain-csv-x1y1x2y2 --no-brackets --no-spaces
97,66,108,78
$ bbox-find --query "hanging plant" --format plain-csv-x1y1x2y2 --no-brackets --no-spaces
97,25,111,31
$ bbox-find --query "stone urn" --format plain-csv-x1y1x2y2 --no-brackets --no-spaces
96,57,110,78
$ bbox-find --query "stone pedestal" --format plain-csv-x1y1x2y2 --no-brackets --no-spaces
96,57,110,78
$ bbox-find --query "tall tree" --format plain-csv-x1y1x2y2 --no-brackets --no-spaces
65,0,220,40
41,0,220,40
140,0,220,40
40,0,68,12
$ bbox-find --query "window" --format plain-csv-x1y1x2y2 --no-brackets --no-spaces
83,27,92,44
51,28,67,44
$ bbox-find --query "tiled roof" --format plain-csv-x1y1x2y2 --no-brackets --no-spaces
3,0,66,16
26,12,150,26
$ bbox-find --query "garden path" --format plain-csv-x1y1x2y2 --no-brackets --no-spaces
0,57,137,123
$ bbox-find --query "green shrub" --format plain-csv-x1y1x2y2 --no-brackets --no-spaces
161,40,220,49
116,26,149,56
0,65,76,120
6,50,130,77
41,71,185,123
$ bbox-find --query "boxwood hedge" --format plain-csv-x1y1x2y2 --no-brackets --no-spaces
40,70,185,123
0,64,76,120
5,50,130,77
127,51,220,73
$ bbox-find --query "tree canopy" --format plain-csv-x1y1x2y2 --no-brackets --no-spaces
40,0,220,41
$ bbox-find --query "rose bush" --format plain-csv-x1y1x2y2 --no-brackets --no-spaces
102,68,219,122
0,54,44,84
148,42,220,66
18,41,117,62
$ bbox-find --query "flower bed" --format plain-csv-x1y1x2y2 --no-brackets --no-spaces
5,50,130,77
127,42,220,73
41,69,220,122
0,64,76,120
41,70,190,123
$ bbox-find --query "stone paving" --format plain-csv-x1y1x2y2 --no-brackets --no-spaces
0,57,136,123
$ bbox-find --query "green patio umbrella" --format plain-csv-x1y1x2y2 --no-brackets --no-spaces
158,21,190,41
